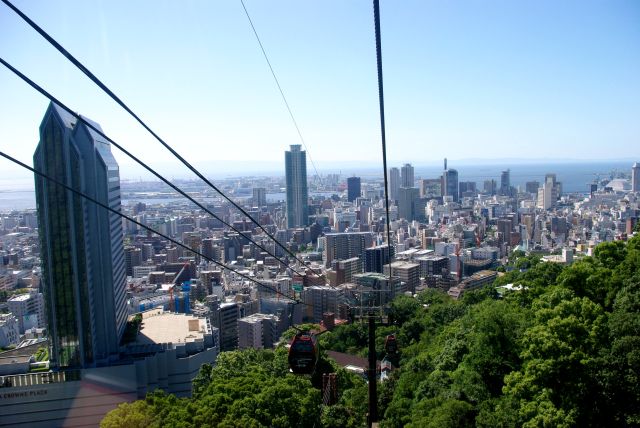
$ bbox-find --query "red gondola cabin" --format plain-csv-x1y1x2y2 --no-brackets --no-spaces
288,331,319,375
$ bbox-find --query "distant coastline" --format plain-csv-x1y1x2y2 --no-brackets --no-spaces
0,160,634,211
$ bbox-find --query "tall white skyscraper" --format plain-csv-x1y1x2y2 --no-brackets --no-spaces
389,167,400,201
34,102,126,368
632,162,640,192
285,145,309,228
536,173,563,210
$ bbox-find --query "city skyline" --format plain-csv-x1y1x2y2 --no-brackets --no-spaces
2,2,640,425
2,99,639,426
1,0,639,182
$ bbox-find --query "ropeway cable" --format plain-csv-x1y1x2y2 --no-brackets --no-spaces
0,56,318,283
239,0,321,180
0,150,311,307
373,0,394,277
0,0,329,282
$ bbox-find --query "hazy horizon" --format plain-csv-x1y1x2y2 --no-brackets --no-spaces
0,158,634,184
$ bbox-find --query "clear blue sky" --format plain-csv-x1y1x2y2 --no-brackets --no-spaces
0,0,639,179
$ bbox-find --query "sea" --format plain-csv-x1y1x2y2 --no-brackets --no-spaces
0,161,632,212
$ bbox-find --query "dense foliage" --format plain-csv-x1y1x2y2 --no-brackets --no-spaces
378,236,640,427
103,235,640,427
101,346,367,427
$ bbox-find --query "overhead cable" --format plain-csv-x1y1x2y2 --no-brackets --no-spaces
372,0,394,276
0,56,318,281
239,0,321,179
0,150,309,307
0,0,326,281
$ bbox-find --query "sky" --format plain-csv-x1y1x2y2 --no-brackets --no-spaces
0,0,639,180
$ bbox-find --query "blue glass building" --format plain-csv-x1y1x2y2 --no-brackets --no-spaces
34,103,127,368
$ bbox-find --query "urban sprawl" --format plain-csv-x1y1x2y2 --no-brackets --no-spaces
0,104,639,425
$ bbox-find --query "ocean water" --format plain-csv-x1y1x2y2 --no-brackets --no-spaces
0,177,36,212
0,161,633,212
414,161,632,194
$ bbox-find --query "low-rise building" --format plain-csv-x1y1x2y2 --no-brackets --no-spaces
0,314,20,348
7,292,46,334
0,308,219,428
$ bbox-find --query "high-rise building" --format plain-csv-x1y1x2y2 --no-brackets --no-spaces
458,181,477,197
124,246,142,277
218,302,240,351
416,255,450,278
398,187,420,221
483,179,497,195
401,163,414,188
545,173,562,198
323,232,374,267
384,261,420,293
389,167,400,201
238,313,279,350
347,176,361,202
632,162,640,192
252,187,267,207
525,181,540,194
442,159,459,202
301,285,339,323
285,144,309,228
364,244,395,273
500,170,511,195
537,173,562,209
333,257,363,285
34,102,127,368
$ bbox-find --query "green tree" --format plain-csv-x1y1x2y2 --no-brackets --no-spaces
599,280,640,425
100,400,155,428
501,289,608,426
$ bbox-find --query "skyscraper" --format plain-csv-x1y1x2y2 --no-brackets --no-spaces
364,244,395,273
442,159,459,202
347,176,361,202
389,167,400,201
632,162,640,192
252,187,266,207
398,187,420,221
285,144,309,228
500,169,511,196
401,163,414,188
526,181,540,194
483,179,497,195
537,173,562,210
34,102,126,368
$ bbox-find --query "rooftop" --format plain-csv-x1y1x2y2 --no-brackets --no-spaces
7,293,32,302
134,309,209,346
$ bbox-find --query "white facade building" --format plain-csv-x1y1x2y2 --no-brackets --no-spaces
0,314,20,348
7,293,46,334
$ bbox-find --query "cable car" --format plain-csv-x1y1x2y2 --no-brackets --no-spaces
288,331,319,375
384,334,398,354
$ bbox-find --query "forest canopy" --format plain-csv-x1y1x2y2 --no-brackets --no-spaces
102,234,640,427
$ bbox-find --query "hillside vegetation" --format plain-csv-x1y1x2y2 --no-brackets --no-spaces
102,235,640,427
